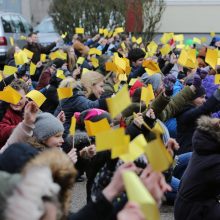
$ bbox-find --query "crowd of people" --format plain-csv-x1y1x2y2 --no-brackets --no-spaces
0,28,220,220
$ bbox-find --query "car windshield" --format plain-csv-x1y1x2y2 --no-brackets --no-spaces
34,18,56,33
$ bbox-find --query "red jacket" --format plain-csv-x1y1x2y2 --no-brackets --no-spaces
0,108,23,148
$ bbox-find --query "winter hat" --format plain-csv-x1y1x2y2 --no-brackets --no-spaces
0,171,21,220
33,112,64,142
74,108,112,126
0,143,38,174
5,167,60,220
129,80,144,97
141,73,162,92
193,86,206,99
52,58,66,69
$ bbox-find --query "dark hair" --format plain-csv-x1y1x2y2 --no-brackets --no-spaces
28,32,38,37
127,48,146,62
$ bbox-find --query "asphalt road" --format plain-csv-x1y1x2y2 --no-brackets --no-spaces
71,181,174,220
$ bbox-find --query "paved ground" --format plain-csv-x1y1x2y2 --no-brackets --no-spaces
71,181,174,220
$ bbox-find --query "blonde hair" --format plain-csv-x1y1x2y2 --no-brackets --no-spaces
59,77,77,89
80,71,104,97
62,46,76,72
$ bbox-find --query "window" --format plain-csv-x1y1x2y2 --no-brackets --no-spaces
10,15,25,33
1,15,14,33
20,16,31,33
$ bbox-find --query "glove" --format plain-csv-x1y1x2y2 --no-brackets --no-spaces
163,74,176,96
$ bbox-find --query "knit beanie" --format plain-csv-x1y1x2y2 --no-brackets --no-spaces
193,86,206,99
33,113,64,142
0,143,38,174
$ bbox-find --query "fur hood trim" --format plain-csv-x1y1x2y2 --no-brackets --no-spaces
197,116,220,142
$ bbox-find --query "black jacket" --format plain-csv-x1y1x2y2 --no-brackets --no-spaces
174,116,220,220
54,87,107,137
23,42,56,64
176,90,220,154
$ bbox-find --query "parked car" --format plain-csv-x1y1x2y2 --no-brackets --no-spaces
0,11,32,65
34,16,63,47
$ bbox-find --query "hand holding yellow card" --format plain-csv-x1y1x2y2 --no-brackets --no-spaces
123,171,160,220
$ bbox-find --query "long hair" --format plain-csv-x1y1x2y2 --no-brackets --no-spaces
80,71,104,97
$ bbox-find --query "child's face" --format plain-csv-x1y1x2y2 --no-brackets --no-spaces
43,132,64,148
133,58,144,67
10,89,27,112
192,95,206,107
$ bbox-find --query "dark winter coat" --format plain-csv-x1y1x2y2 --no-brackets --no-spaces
176,89,220,154
174,116,220,220
23,42,56,64
54,87,107,137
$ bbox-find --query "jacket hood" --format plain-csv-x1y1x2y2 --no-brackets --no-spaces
193,116,220,154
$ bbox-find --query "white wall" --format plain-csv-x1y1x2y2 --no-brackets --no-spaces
158,0,220,33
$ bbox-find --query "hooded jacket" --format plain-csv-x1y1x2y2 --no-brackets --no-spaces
174,116,220,220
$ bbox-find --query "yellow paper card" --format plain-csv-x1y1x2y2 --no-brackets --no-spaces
114,53,126,71
9,37,14,46
0,86,22,105
77,57,85,65
75,27,84,34
111,135,130,159
99,28,104,34
121,42,126,51
214,74,220,84
56,70,65,80
201,37,207,43
95,127,125,152
20,35,27,40
205,48,218,69
136,37,143,45
23,48,34,59
103,29,109,37
145,84,155,106
147,41,158,54
160,44,171,56
61,32,67,39
118,74,127,82
120,134,147,162
3,65,17,75
91,57,99,68
218,58,220,65
26,90,46,107
105,62,117,72
129,78,138,86
193,37,201,44
173,34,184,42
85,118,111,136
57,87,73,100
82,68,90,74
123,171,160,220
176,44,185,49
89,48,102,56
142,60,160,74
50,51,67,60
141,87,148,102
14,51,28,66
132,36,137,43
210,32,216,37
106,85,131,118
160,33,173,44
40,54,46,62
69,116,76,136
115,27,124,34
145,133,173,172
30,62,36,76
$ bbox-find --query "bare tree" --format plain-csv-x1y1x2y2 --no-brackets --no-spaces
142,0,166,42
49,0,165,42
